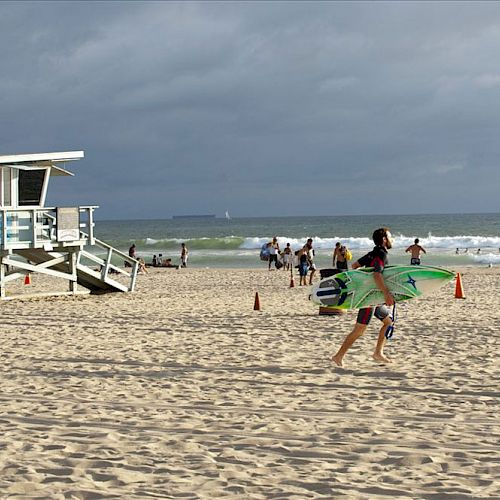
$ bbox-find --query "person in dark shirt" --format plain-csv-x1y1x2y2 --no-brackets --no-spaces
297,246,309,286
332,228,395,367
125,243,137,268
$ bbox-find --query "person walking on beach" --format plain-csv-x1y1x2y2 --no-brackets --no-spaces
268,237,280,270
405,238,426,265
283,242,293,271
180,243,189,267
305,238,316,284
297,246,309,286
332,228,395,367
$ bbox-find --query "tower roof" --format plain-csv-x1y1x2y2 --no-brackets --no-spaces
0,151,84,176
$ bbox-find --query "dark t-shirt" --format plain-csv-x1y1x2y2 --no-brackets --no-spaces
357,245,388,273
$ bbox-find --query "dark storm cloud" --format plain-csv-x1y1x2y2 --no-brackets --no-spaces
1,1,499,217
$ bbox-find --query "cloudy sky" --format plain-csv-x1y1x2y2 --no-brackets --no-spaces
1,1,500,219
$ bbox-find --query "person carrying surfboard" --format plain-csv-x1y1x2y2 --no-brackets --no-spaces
331,228,395,367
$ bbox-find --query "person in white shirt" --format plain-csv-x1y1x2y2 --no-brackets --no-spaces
305,238,316,285
268,237,280,270
181,243,189,267
283,243,293,271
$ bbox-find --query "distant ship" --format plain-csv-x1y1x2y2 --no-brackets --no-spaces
172,214,216,219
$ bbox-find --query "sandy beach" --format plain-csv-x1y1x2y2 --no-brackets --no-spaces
0,266,498,498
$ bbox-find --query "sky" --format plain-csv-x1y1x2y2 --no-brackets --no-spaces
1,1,500,219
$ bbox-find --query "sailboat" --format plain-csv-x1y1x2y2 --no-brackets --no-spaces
225,210,231,220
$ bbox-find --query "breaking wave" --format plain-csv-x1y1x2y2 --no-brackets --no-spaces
113,234,500,252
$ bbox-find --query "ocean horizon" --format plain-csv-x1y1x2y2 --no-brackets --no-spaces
92,212,500,269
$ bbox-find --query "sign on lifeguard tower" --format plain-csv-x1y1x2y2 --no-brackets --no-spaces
56,207,80,242
0,150,139,299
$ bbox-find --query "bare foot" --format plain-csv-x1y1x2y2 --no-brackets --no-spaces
331,354,343,367
373,353,392,364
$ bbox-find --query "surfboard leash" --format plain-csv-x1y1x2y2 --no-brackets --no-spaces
384,303,397,340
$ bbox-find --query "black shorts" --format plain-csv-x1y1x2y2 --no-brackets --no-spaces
269,254,278,263
357,305,391,325
411,258,421,265
337,260,348,271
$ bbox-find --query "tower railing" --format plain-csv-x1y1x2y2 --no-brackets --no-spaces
0,206,96,250
0,206,138,292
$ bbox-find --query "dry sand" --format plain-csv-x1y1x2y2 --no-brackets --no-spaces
0,266,498,498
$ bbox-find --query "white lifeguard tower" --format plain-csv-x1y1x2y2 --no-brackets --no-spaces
0,151,138,299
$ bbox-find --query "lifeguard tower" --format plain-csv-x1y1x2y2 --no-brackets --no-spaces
0,151,138,299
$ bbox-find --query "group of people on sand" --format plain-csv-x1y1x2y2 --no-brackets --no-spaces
265,237,356,286
135,229,431,368
264,237,318,285
152,255,178,268
128,242,189,271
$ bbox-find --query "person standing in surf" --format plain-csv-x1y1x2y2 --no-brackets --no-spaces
332,228,395,367
180,243,189,267
405,238,426,265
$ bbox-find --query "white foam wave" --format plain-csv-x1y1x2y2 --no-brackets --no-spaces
415,234,500,250
470,253,500,265
240,236,373,250
145,237,183,245
240,235,500,251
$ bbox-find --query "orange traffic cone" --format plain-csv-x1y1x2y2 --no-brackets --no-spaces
455,272,465,299
253,292,261,311
24,273,32,285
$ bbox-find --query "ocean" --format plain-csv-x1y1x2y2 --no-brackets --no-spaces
95,213,500,269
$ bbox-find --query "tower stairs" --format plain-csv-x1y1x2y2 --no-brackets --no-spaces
1,207,138,299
